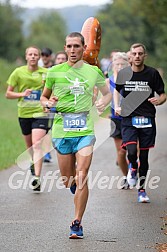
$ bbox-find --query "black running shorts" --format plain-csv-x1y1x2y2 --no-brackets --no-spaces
18,117,50,135
121,117,156,150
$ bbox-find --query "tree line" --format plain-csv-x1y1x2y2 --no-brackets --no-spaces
97,0,167,79
0,0,67,62
0,0,167,80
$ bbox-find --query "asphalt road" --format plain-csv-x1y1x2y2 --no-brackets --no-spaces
0,104,167,252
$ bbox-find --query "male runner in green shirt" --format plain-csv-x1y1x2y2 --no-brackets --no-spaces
41,32,112,239
6,46,48,191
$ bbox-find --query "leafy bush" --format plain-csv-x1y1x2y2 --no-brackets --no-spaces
0,58,17,91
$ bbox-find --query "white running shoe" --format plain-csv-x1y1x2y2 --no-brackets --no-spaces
138,190,150,203
127,163,138,187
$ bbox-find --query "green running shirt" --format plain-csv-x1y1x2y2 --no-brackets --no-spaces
7,66,47,118
45,62,106,138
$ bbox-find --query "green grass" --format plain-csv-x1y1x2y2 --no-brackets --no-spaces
0,92,25,170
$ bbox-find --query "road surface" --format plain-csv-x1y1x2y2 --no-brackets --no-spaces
0,104,166,252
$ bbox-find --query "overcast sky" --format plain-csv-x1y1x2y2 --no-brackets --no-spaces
9,0,111,9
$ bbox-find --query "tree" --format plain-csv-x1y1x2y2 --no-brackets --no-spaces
137,0,167,79
97,0,145,56
0,0,24,61
97,0,167,79
25,11,67,53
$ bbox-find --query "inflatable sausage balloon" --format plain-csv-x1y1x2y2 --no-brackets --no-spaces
81,17,101,67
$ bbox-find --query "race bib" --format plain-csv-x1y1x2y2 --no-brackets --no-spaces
132,116,152,128
63,113,87,131
24,90,41,101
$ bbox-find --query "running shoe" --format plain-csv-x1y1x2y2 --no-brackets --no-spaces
70,182,77,194
120,177,129,190
138,190,150,203
30,162,35,176
32,177,41,191
69,219,83,239
127,163,138,187
43,152,52,163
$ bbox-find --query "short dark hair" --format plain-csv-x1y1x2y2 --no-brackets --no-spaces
41,47,52,56
130,43,147,54
65,32,85,46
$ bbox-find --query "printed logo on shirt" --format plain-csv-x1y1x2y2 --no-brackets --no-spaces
125,81,150,91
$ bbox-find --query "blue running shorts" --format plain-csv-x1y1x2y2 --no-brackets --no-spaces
52,135,96,154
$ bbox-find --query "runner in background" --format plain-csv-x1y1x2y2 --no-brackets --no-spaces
41,47,54,163
114,43,166,203
126,50,132,65
41,48,53,68
6,46,49,191
54,51,68,65
109,52,129,189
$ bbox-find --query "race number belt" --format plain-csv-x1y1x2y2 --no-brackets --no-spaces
24,90,41,101
132,116,152,128
63,112,88,131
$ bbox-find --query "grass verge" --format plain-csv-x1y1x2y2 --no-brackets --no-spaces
0,92,25,170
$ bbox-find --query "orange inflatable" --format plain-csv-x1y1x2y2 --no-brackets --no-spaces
81,17,101,67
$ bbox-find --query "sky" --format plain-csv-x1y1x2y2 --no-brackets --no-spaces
9,0,111,9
